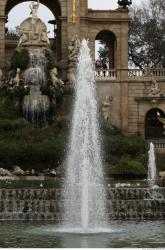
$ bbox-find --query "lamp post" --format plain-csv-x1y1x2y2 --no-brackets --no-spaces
118,0,132,8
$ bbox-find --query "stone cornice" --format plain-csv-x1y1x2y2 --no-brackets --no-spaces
58,16,130,23
81,16,131,22
135,96,165,103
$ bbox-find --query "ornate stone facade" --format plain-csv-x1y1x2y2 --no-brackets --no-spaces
1,0,165,139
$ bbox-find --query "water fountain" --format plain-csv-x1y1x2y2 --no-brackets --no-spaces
23,48,49,127
148,142,157,183
62,39,107,232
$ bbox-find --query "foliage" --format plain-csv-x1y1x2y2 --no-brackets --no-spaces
0,118,28,132
11,48,30,70
103,129,147,163
106,157,146,178
129,0,165,68
6,26,21,38
0,92,147,177
0,97,19,119
0,93,70,171
0,125,68,171
102,126,147,178
97,45,109,64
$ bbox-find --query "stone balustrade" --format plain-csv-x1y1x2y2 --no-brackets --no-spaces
146,140,165,149
95,68,165,80
0,188,164,221
95,69,117,79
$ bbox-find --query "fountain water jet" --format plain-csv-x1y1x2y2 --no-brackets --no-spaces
148,142,157,183
62,39,107,233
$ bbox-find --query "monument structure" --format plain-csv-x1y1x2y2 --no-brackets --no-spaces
0,0,165,142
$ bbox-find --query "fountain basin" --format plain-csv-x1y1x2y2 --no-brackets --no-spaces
0,220,165,248
0,188,164,221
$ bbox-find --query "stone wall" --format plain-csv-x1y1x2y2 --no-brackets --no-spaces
128,79,165,136
0,188,164,221
96,76,165,137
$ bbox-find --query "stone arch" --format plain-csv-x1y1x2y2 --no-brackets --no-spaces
145,108,165,140
95,30,117,69
5,0,61,17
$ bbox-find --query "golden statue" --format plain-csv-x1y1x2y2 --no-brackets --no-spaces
72,0,77,24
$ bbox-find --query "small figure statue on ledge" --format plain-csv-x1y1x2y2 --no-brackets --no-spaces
147,79,162,97
50,67,64,93
13,68,21,87
102,96,113,124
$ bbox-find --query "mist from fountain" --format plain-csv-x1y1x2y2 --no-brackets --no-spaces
148,142,157,183
62,39,107,233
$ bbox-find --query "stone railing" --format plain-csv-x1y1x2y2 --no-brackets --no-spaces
151,68,165,77
95,68,165,80
0,188,164,221
128,69,144,77
146,140,165,149
95,69,117,79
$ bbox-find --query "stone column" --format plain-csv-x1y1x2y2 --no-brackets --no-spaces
121,82,129,132
120,21,129,79
0,15,5,69
67,0,80,41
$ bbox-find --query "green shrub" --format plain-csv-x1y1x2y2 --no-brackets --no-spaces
103,132,147,164
0,96,19,119
11,48,29,70
0,118,28,131
106,157,146,178
0,131,68,171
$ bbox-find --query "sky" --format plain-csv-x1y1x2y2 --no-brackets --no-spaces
7,0,144,37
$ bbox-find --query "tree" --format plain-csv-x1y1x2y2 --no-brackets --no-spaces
6,26,21,38
129,0,165,69
97,44,109,64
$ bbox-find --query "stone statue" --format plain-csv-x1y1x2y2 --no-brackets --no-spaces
29,0,40,32
50,67,64,92
17,0,49,47
13,68,21,86
40,27,50,46
67,34,80,84
18,29,29,47
29,0,40,19
147,79,161,97
102,96,113,123
68,35,81,63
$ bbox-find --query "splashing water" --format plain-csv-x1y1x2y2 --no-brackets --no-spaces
23,48,46,87
148,142,157,182
62,39,107,233
23,86,49,127
23,48,49,127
